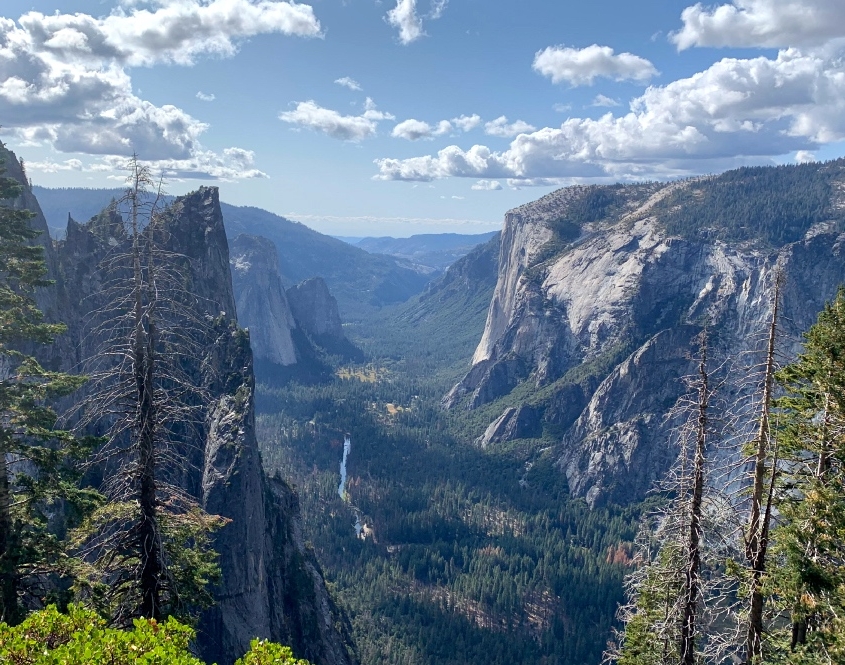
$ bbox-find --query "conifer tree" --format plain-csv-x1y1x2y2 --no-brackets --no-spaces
769,287,845,663
0,148,97,624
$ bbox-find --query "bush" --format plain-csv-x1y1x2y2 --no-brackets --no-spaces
0,606,310,665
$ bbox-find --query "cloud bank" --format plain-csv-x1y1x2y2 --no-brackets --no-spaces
375,48,845,183
0,0,321,178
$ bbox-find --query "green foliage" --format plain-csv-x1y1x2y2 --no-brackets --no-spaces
257,366,637,665
0,148,100,625
768,287,845,663
235,640,312,665
0,605,311,665
656,160,845,247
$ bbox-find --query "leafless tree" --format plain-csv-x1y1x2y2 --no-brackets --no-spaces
68,156,225,624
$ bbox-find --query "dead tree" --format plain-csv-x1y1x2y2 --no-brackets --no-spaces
743,272,782,665
69,156,224,624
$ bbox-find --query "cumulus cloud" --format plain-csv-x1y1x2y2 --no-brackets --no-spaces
484,116,536,138
452,114,482,131
386,0,424,44
795,150,816,163
391,114,481,140
471,179,503,190
533,44,659,86
0,1,321,178
335,76,362,91
280,98,393,141
671,0,845,50
196,91,215,101
375,48,845,182
12,1,321,68
392,119,452,140
592,94,620,107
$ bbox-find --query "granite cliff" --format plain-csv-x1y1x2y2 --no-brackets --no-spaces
2,147,356,665
229,234,351,372
448,162,845,506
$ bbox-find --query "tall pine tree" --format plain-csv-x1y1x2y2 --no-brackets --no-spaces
769,288,845,663
0,147,97,624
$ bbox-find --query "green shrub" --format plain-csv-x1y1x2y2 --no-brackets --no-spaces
0,606,310,665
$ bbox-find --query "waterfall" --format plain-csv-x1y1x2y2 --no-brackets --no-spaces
338,436,351,500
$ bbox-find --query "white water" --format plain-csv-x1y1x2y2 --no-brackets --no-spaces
338,436,351,499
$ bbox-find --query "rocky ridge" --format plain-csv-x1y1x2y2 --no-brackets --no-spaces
448,166,845,506
2,148,356,665
229,234,349,369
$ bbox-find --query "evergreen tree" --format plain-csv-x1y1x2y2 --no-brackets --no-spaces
0,148,97,624
769,288,845,663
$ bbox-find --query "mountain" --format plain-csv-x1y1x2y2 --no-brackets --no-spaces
11,157,358,665
446,161,845,506
31,187,433,320
348,232,499,273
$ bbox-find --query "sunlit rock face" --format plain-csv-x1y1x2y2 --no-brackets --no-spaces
230,233,298,366
448,171,845,506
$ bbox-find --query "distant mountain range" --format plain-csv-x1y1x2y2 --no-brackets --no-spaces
33,187,487,320
338,232,499,272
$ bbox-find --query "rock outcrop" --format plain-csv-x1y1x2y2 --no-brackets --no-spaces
287,277,344,339
230,234,298,366
2,155,357,665
449,168,845,506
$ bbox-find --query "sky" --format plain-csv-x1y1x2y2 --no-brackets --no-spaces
2,0,845,236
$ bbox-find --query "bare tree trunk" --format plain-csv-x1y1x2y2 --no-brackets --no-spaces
129,159,161,620
744,274,781,664
680,342,708,665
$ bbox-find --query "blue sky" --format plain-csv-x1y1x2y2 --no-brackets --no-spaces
2,0,845,236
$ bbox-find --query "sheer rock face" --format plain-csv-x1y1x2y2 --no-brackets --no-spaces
2,160,356,665
449,180,845,506
230,234,298,366
0,147,59,322
286,277,345,339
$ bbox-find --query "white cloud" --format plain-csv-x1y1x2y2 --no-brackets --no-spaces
27,148,268,180
507,178,572,189
671,0,845,50
451,195,464,199
484,116,536,138
386,0,424,44
451,114,482,131
13,1,321,68
374,49,845,182
391,114,480,140
553,103,572,113
280,98,393,141
196,91,215,101
429,0,449,19
392,119,452,140
27,158,84,173
592,94,620,107
533,44,659,86
471,179,503,190
795,150,816,163
0,1,321,178
335,76,362,91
